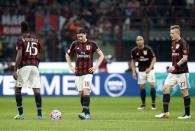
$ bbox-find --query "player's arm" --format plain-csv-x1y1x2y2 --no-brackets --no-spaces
13,49,22,80
131,59,137,80
146,47,156,73
175,55,188,67
89,49,104,73
65,53,76,73
146,56,156,73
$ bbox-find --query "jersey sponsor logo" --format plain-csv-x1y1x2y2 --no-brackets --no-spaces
139,56,149,61
77,54,90,58
172,53,179,56
104,74,126,97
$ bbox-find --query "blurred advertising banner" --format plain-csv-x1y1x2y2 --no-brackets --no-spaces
36,15,58,32
0,73,195,97
0,15,25,35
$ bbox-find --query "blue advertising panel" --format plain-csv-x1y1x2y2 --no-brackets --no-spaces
0,73,194,96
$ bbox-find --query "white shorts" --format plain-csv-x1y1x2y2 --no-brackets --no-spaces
164,73,190,89
75,74,93,92
138,70,155,84
16,66,41,88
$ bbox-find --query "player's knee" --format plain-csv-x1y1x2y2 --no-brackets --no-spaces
150,83,155,88
163,86,169,94
33,88,40,94
181,89,189,97
15,88,22,94
140,84,145,90
83,88,90,96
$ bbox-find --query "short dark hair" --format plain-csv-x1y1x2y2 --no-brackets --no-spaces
170,25,180,30
21,21,29,33
76,28,88,34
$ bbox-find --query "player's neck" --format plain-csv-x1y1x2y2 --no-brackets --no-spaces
138,45,144,49
83,39,87,43
175,36,181,42
81,39,87,43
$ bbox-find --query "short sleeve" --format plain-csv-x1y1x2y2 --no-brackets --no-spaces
67,42,75,56
182,41,189,55
92,42,100,52
148,46,155,58
131,49,136,60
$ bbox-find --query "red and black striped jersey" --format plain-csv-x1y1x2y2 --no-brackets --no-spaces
171,38,189,74
16,33,42,68
131,45,155,72
67,40,100,76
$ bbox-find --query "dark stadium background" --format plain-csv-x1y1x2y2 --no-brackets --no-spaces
0,0,195,63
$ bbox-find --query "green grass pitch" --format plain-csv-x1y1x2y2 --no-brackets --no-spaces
0,96,195,131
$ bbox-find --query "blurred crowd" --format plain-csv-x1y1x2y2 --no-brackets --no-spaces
0,0,195,62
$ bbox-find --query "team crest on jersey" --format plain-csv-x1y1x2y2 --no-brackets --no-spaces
86,45,91,50
176,44,180,49
143,50,147,55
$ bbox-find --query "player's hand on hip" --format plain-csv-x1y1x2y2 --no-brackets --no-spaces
71,66,77,73
13,71,18,80
167,66,175,73
145,68,151,74
132,72,137,80
89,67,96,73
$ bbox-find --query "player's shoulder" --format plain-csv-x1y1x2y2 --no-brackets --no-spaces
87,40,97,45
71,40,79,45
145,45,153,50
180,38,188,45
17,36,24,44
131,46,137,52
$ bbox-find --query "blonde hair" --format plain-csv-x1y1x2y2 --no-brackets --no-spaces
170,25,180,30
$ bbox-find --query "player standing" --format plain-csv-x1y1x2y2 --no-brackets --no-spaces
155,25,191,119
13,22,42,120
66,28,104,120
131,35,156,110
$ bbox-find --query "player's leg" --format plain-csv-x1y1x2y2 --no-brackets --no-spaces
75,76,84,113
33,88,42,119
149,82,156,110
82,88,91,119
162,84,173,114
137,72,146,109
76,76,88,120
147,70,156,110
79,91,84,113
14,87,24,119
30,66,42,119
79,74,92,120
155,84,173,118
177,73,191,119
14,67,30,119
155,73,176,118
137,84,146,109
